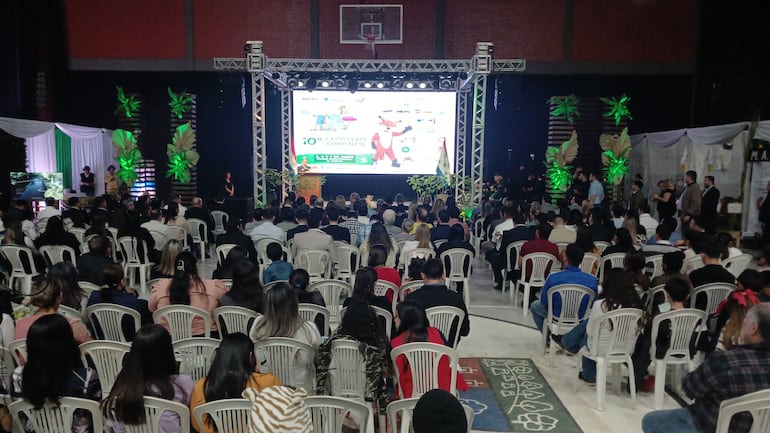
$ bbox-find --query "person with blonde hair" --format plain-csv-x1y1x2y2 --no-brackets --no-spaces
151,239,183,279
400,224,433,267
14,278,92,344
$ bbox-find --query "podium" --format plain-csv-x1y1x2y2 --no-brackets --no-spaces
297,175,323,201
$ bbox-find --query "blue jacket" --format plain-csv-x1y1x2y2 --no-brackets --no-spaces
540,266,598,317
264,260,294,283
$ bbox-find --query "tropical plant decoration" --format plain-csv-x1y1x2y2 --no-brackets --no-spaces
115,86,141,118
166,122,199,183
168,87,194,119
112,129,143,186
543,131,579,201
599,127,631,186
600,94,632,126
549,95,580,123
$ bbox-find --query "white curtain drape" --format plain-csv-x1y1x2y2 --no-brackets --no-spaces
630,122,749,148
55,123,112,196
0,117,57,172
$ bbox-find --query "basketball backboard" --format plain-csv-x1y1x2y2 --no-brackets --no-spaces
339,4,403,44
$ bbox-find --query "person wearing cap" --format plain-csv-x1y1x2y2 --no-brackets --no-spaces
413,389,468,433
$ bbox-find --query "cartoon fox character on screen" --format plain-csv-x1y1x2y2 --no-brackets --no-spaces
371,115,412,167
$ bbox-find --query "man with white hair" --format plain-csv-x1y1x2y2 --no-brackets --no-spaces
382,208,400,235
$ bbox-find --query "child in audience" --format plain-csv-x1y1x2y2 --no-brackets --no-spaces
263,242,293,283
709,269,763,350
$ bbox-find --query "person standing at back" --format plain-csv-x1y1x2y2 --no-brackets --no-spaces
587,172,604,208
680,170,702,230
700,175,720,234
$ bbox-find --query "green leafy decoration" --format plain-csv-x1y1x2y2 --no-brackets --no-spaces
600,94,632,126
166,122,199,183
603,150,629,185
112,129,143,186
549,95,580,123
168,87,194,119
545,161,573,193
599,127,631,186
115,86,141,118
543,131,579,200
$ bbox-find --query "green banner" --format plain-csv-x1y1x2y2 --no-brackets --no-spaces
55,129,72,189
297,154,374,165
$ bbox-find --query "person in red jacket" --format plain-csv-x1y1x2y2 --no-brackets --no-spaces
391,299,468,398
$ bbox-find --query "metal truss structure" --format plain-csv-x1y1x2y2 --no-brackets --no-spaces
215,42,525,205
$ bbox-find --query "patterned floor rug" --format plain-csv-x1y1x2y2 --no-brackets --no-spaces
459,358,583,433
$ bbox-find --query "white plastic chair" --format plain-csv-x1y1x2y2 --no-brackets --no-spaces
328,339,368,399
715,389,770,433
399,247,435,271
8,339,26,367
253,337,316,389
78,280,101,295
86,303,142,342
215,243,238,266
645,255,664,280
387,398,474,433
296,249,332,281
440,248,473,306
398,280,424,302
306,395,372,433
426,306,466,349
79,241,90,255
599,253,626,283
515,252,559,315
192,398,251,433
575,308,644,411
174,337,220,382
68,227,86,243
690,283,736,316
39,245,77,266
723,253,753,278
0,245,42,295
123,396,191,432
298,303,331,337
80,340,130,396
188,218,210,259
153,305,212,342
148,230,168,251
58,305,82,321
309,279,352,326
166,225,188,249
502,241,526,295
579,252,601,277
594,241,611,255
650,308,707,409
335,243,360,283
117,236,153,295
9,397,104,433
374,280,398,310
214,306,261,336
644,284,668,315
683,254,705,274
541,284,596,364
211,211,229,236
472,219,484,255
263,280,288,292
390,342,459,399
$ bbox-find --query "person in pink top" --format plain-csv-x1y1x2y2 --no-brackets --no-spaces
149,251,228,337
14,278,92,344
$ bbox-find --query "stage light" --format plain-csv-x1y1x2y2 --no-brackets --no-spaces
405,82,414,89
363,82,372,88
418,82,427,89
321,80,330,88
376,82,385,89
297,80,305,87
288,78,298,88
334,79,346,89
393,79,403,89
439,79,454,90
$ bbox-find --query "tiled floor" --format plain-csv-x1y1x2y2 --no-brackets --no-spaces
194,251,679,433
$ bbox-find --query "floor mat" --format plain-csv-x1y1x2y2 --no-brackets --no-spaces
460,358,583,433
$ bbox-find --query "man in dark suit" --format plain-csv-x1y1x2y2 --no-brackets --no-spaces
76,235,115,284
286,208,310,241
405,258,470,343
700,175,720,234
185,196,215,243
487,212,535,290
215,219,258,262
62,197,88,228
430,210,452,244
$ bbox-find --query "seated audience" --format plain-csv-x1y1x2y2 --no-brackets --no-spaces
530,244,598,333
707,269,764,352
15,278,92,344
62,197,87,228
430,210,452,243
689,237,735,288
360,222,398,268
140,209,170,251
625,252,650,291
391,299,469,397
87,264,153,339
151,239,184,280
437,223,476,257
294,212,337,265
369,244,401,294
212,246,248,280
101,324,194,433
602,227,636,256
650,251,690,288
320,206,350,243
48,261,88,312
77,235,114,285
404,259,470,342
189,333,281,433
344,267,392,313
412,389,468,433
549,216,577,244
519,223,560,275
118,211,159,263
219,259,264,313
641,303,770,433
149,252,228,337
249,207,283,244
216,219,259,262
35,196,61,233
641,223,679,254
33,216,80,255
263,242,293,283
164,202,190,241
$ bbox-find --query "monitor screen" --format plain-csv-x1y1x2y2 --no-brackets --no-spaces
10,172,64,200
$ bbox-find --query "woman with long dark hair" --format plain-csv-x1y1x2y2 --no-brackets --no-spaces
250,282,320,389
624,252,650,291
48,260,87,312
189,333,280,433
316,300,390,415
344,267,391,312
101,324,193,432
219,259,264,313
148,252,228,337
390,299,468,398
34,216,80,254
368,244,401,297
164,202,190,241
211,246,248,280
551,268,642,384
13,314,100,429
359,223,398,267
